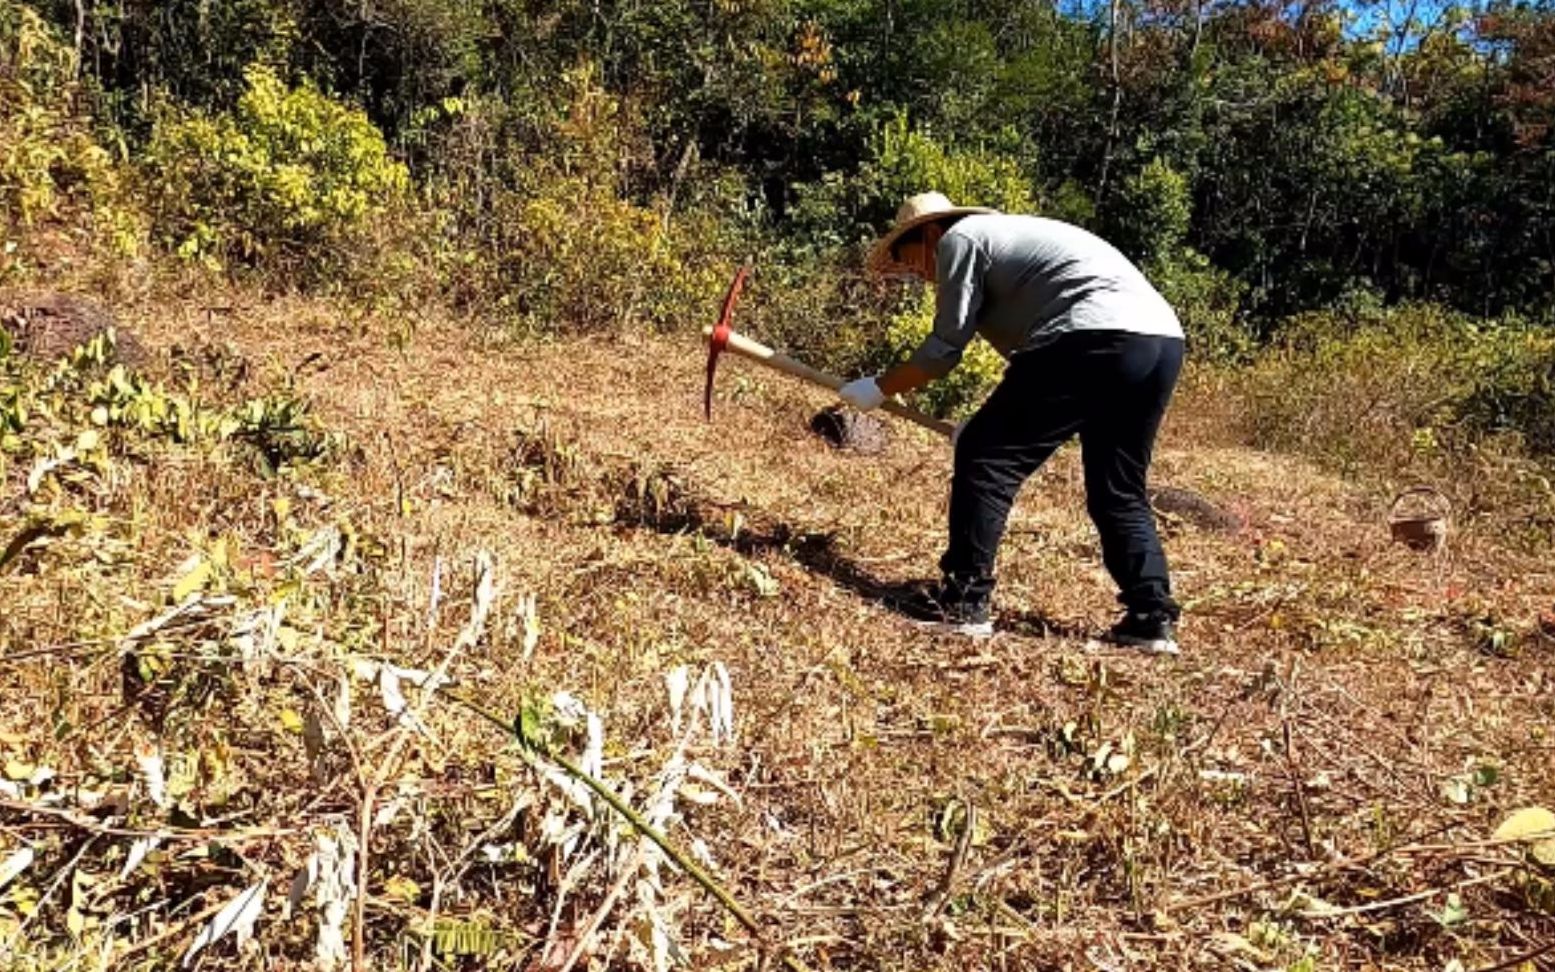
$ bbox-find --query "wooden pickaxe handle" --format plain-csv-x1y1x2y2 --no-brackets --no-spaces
702,324,957,439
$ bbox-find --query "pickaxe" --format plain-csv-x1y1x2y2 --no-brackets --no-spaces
703,266,957,438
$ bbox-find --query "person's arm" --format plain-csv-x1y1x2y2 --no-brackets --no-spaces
890,232,988,395
876,360,936,397
839,231,988,409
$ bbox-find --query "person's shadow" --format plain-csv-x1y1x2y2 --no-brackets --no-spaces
614,489,1085,639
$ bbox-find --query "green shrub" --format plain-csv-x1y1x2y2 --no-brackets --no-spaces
1108,159,1191,264
1244,304,1479,464
789,117,1037,251
1456,326,1555,455
0,1,142,266
489,171,683,332
143,64,408,270
1147,248,1252,363
861,116,1037,221
417,68,730,335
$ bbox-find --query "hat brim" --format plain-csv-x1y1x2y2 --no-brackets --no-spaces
866,206,996,276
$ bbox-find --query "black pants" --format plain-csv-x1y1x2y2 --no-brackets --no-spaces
940,330,1184,617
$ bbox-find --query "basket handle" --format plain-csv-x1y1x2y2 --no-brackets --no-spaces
1389,485,1451,521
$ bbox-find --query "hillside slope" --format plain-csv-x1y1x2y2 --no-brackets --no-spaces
2,291,1553,971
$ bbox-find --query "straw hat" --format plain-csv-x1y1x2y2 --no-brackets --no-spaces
866,192,995,275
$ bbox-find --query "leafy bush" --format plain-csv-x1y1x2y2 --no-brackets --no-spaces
1456,327,1555,456
0,1,142,266
789,117,1037,251
1107,159,1191,264
1147,248,1252,363
861,116,1037,222
490,172,685,332
419,67,731,334
143,64,408,270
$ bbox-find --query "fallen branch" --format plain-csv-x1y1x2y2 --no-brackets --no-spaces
556,841,649,972
1162,821,1462,913
1295,870,1509,919
0,798,292,843
112,895,231,965
1474,938,1555,972
354,552,495,972
925,798,976,920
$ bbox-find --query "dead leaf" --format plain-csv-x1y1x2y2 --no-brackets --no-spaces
120,837,160,881
135,745,167,809
0,846,34,891
182,880,267,967
1494,806,1555,866
171,557,212,603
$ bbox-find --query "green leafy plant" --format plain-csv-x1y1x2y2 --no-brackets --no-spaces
1108,159,1192,264
144,64,408,269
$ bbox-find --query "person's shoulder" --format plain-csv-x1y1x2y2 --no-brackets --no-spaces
944,212,1026,250
951,212,1020,235
953,212,1086,239
1001,215,1125,256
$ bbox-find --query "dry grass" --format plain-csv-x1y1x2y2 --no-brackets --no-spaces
2,281,1553,971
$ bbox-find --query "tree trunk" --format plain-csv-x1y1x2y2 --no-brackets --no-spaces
1097,0,1124,203
73,0,86,76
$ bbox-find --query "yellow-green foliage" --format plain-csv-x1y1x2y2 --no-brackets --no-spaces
1244,303,1555,459
144,64,408,268
427,68,723,333
494,171,683,332
0,1,142,264
0,329,337,495
878,289,1006,419
1147,248,1251,362
1112,159,1191,263
1235,304,1555,539
864,116,1036,215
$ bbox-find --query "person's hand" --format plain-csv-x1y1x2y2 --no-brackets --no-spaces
838,376,886,411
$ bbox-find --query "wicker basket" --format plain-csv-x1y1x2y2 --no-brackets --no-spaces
1389,486,1450,551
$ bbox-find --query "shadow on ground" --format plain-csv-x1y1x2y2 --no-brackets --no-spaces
611,477,1089,639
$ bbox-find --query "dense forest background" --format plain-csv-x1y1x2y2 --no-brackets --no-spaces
3,0,1553,444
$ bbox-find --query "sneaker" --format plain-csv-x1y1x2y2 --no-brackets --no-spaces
1106,612,1180,655
894,583,995,638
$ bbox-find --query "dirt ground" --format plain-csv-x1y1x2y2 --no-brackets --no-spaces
4,289,1553,970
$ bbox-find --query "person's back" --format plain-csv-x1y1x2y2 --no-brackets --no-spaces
942,213,1182,357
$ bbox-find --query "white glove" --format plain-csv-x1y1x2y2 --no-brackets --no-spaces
838,376,886,411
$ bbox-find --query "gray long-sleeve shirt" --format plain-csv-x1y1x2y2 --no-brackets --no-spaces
906,214,1183,378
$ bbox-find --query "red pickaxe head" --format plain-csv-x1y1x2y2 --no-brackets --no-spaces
701,265,956,438
704,265,751,420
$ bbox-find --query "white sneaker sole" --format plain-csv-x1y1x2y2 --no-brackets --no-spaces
1103,636,1180,656
917,619,995,639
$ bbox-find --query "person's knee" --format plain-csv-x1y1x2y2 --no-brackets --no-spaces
955,448,1024,496
1086,490,1153,526
952,414,997,463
